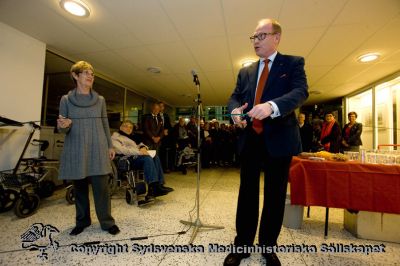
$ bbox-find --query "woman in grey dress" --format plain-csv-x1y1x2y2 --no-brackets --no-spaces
57,61,119,236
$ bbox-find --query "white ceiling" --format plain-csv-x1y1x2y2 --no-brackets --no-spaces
1,0,399,106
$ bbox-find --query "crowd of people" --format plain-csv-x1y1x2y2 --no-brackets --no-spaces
298,111,363,153
131,103,243,174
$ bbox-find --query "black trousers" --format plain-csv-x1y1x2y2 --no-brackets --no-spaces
73,175,115,230
234,129,292,248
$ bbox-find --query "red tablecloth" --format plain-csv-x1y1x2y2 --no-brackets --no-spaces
289,157,400,214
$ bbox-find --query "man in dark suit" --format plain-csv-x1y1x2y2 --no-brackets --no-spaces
142,103,164,152
225,18,308,266
158,101,174,172
298,112,313,152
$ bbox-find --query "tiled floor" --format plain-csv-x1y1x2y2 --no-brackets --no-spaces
0,167,399,265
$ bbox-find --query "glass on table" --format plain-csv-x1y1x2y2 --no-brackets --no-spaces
366,152,377,164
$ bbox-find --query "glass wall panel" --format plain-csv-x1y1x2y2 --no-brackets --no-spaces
375,76,400,150
125,89,145,126
375,83,393,148
347,89,373,150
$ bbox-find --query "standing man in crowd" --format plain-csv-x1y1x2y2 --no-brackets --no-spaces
298,112,313,152
142,103,164,152
158,101,174,172
226,18,308,266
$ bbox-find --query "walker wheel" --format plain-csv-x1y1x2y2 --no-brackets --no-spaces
0,189,18,212
66,186,75,204
37,180,55,198
14,193,40,218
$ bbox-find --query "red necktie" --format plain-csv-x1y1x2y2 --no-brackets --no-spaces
252,59,270,134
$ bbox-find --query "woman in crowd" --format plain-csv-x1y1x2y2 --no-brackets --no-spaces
57,61,119,236
342,111,363,152
320,112,342,153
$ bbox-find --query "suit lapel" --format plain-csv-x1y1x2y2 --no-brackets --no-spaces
247,61,260,108
264,52,283,94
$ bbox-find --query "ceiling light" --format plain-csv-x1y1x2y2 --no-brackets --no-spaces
147,67,161,74
241,59,257,67
60,0,91,17
357,53,380,63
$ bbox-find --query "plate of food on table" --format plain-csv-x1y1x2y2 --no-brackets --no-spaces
298,151,348,162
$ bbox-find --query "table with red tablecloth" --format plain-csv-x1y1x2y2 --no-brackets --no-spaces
289,156,400,236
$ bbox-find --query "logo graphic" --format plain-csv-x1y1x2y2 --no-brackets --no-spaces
20,223,60,261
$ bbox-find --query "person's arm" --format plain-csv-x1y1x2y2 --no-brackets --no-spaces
100,97,115,160
111,133,140,156
143,115,154,139
227,68,248,127
57,96,72,134
100,97,113,149
268,57,309,117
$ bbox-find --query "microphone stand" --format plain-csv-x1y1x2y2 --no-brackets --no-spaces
180,74,224,244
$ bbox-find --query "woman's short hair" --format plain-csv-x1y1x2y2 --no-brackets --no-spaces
348,111,358,118
70,61,94,85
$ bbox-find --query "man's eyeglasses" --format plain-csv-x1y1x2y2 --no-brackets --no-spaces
249,32,276,42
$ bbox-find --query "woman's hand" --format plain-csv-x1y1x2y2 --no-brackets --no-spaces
342,140,349,147
139,147,149,156
57,115,72,128
109,148,115,160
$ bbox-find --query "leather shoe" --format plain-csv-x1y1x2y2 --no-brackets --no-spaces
148,183,168,197
69,225,89,236
262,253,281,266
160,185,174,192
107,225,120,235
223,253,250,266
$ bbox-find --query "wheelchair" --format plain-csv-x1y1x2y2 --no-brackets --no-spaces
114,155,154,206
65,161,118,204
65,156,153,207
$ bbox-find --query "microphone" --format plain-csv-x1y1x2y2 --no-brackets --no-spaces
191,69,200,86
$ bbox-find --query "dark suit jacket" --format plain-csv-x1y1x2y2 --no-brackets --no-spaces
160,112,171,130
228,52,309,157
142,113,164,147
342,122,362,146
299,122,313,152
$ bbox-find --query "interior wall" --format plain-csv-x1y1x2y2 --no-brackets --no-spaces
0,22,46,171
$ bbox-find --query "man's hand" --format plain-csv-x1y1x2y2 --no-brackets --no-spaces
231,103,248,128
247,102,273,120
109,148,116,160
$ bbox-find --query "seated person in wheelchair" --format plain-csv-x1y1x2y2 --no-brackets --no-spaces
111,120,173,197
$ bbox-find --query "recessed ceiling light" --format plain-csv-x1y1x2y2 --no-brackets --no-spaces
241,59,257,67
60,0,91,17
147,67,161,74
357,53,380,63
